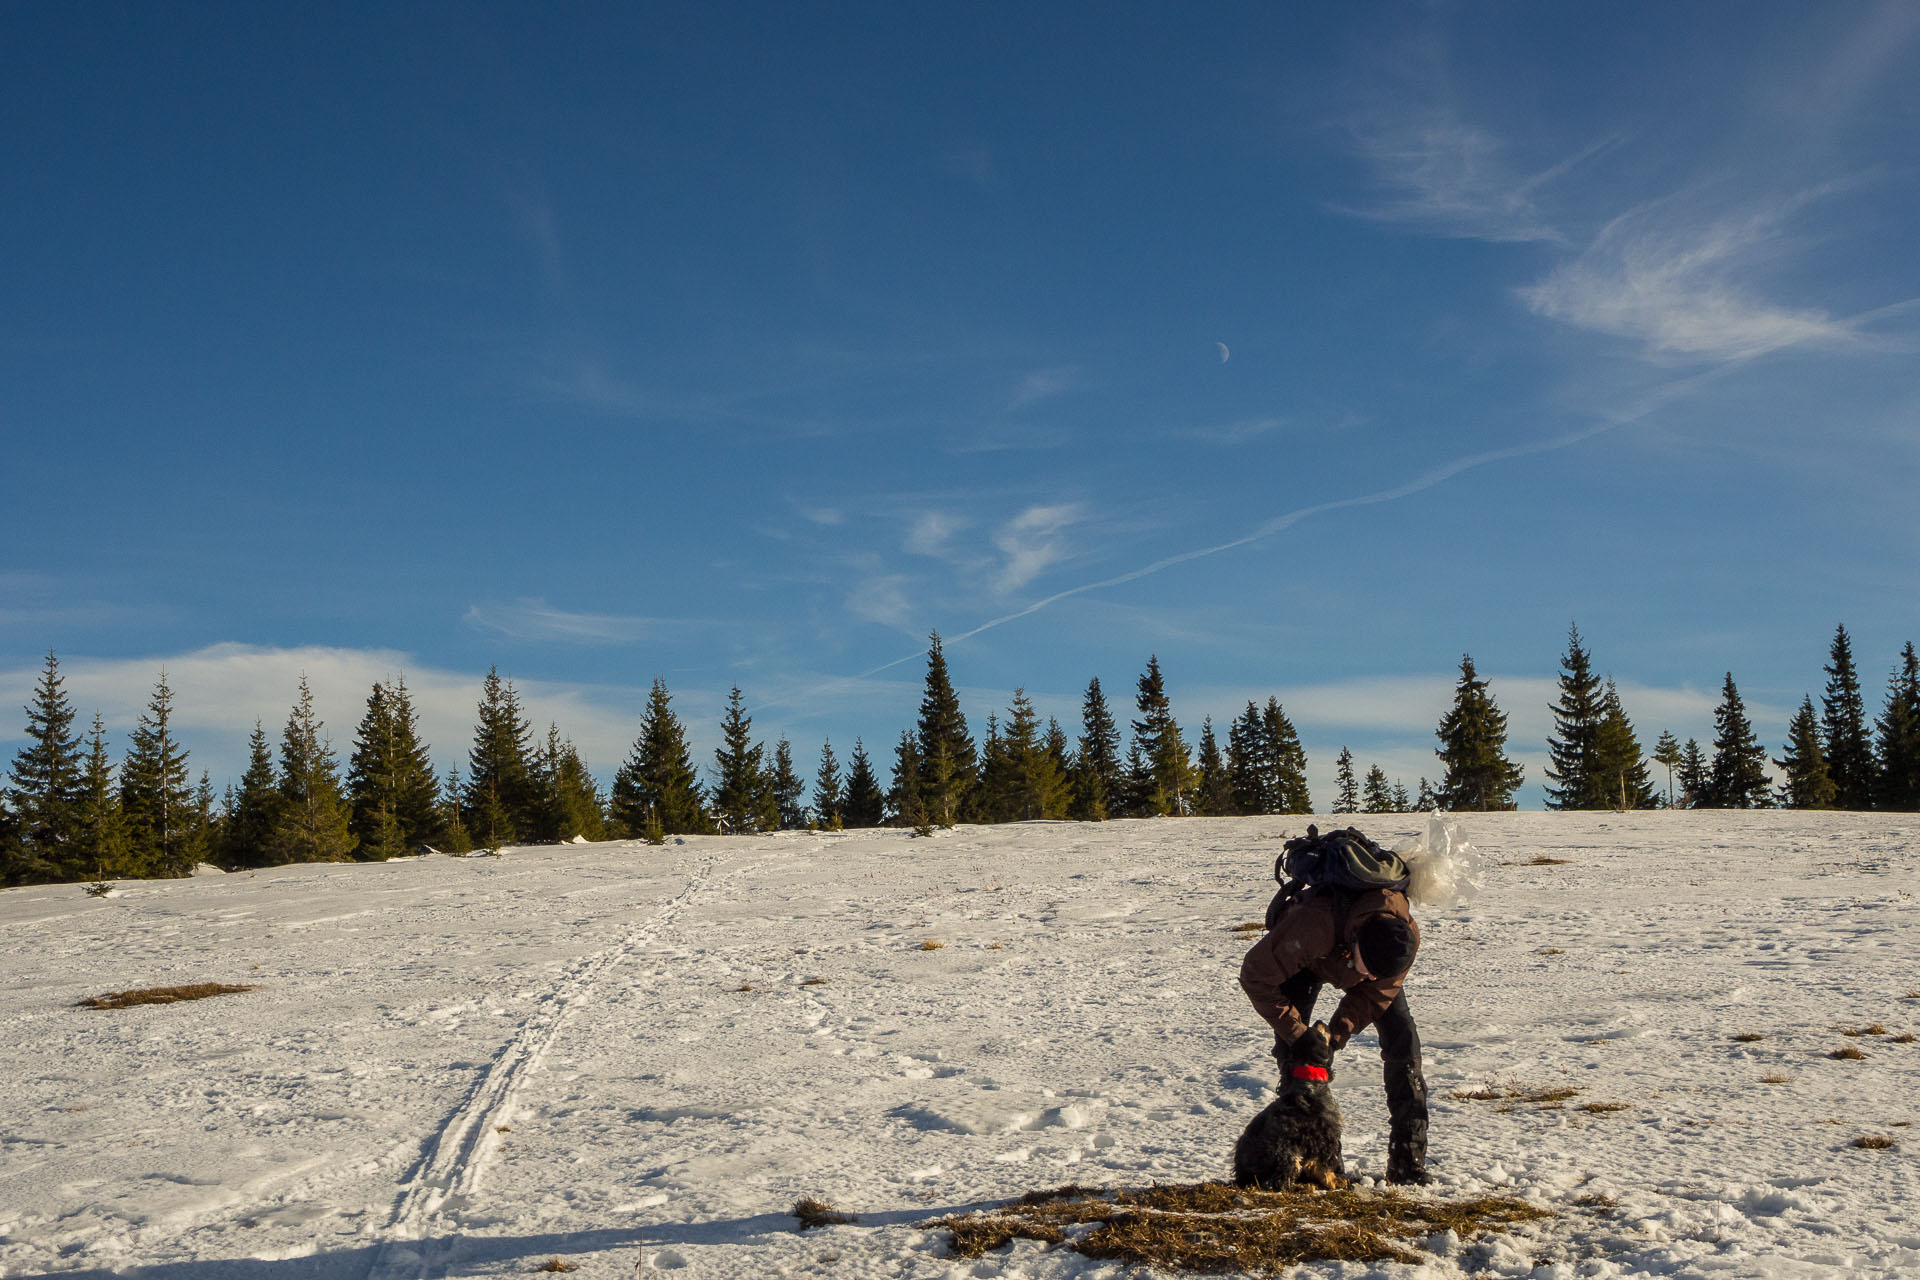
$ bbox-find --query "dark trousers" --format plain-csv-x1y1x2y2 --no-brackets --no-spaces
1274,970,1429,1166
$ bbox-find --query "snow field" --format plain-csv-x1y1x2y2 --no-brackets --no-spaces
0,812,1916,1278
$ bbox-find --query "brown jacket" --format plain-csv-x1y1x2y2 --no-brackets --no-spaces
1239,884,1419,1047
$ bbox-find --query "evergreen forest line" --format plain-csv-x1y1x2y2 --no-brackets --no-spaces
5,622,1919,887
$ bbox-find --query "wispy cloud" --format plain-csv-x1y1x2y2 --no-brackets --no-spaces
993,503,1086,595
1010,366,1080,409
1341,103,1613,244
1519,192,1863,362
795,505,845,527
463,599,718,646
843,572,915,631
905,512,968,558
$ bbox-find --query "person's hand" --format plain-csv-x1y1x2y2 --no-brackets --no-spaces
1294,1022,1334,1069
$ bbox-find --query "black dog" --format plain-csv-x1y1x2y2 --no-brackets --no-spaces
1233,1033,1345,1191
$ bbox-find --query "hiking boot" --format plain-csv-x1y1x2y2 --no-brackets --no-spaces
1386,1118,1428,1185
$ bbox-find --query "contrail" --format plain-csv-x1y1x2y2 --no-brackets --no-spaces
852,365,1732,682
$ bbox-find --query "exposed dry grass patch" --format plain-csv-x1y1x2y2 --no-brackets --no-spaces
1573,1192,1618,1210
1449,1084,1580,1109
1851,1135,1897,1151
1230,920,1267,933
1731,1032,1765,1043
1893,1033,1916,1044
1839,1024,1887,1037
1904,991,1920,1000
1529,856,1571,866
1829,1046,1867,1060
799,977,830,987
1536,947,1565,956
918,939,946,951
77,983,258,1010
535,1259,578,1273
1576,1102,1630,1114
926,1182,1552,1270
735,983,756,992
793,1196,858,1229
1760,1073,1794,1085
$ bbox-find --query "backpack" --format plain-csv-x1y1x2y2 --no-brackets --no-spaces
1264,824,1411,931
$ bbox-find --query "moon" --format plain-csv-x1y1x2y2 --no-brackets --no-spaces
1216,341,1230,364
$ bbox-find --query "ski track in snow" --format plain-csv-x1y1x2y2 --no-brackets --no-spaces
2,814,1918,1279
363,848,727,1280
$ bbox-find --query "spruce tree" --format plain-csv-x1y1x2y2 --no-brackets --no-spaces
1390,780,1411,812
194,771,220,861
347,682,407,860
1591,679,1658,810
842,737,884,828
887,729,926,826
1775,696,1837,809
1676,738,1709,808
1130,655,1193,816
1651,731,1684,808
998,690,1072,821
120,671,198,877
1703,673,1771,809
269,675,356,863
1225,703,1264,815
1415,777,1439,811
223,722,282,868
611,677,708,836
770,738,806,830
464,666,536,848
711,686,774,833
912,633,976,825
540,725,606,842
1874,643,1920,811
72,713,131,880
440,765,474,853
975,713,1010,822
1333,747,1359,813
1821,625,1874,809
813,738,843,828
1195,718,1232,817
1362,764,1394,813
1070,676,1121,821
1434,653,1524,811
1045,716,1073,802
1263,699,1312,814
1543,624,1605,809
5,651,84,883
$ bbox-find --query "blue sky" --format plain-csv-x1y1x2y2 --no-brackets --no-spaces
4,2,1918,806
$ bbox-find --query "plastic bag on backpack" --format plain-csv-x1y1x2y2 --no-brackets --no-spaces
1393,813,1484,909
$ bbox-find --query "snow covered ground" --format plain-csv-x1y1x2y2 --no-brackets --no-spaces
1,812,1916,1279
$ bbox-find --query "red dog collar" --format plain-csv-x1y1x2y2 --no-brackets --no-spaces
1291,1065,1330,1082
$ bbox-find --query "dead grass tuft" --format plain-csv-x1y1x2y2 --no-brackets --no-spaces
1731,1032,1765,1043
1529,856,1571,865
1230,920,1267,933
1760,1073,1794,1085
918,939,946,951
793,1196,858,1229
1840,1024,1888,1037
1893,1033,1916,1044
535,1259,578,1273
1450,1084,1580,1108
1851,1135,1897,1150
928,1183,1552,1270
1829,1046,1867,1060
1576,1102,1630,1114
1536,947,1565,955
1904,990,1920,1000
736,983,755,992
799,977,830,987
1574,1193,1619,1210
78,983,258,1010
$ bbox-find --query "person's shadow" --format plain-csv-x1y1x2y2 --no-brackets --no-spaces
21,1198,1005,1279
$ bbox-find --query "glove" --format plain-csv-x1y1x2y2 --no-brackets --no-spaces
1293,1022,1334,1070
